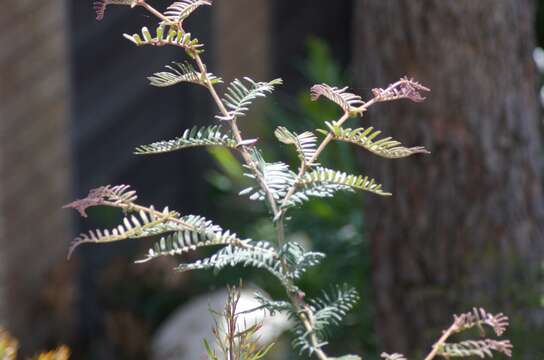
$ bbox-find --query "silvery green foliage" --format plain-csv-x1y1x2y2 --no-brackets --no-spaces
275,127,319,169
292,285,359,355
216,78,283,121
310,84,364,113
147,61,222,88
135,125,236,155
239,150,296,201
438,340,512,358
66,2,508,360
320,121,430,159
165,0,212,25
279,242,325,280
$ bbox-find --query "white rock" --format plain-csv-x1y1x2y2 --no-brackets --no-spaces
151,287,292,360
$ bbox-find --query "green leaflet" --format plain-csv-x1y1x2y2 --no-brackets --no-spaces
68,206,179,258
239,149,296,202
135,125,237,155
164,0,212,24
175,242,297,292
292,285,360,355
286,167,391,207
148,61,222,88
321,121,430,159
217,78,283,121
123,25,204,57
136,215,247,263
310,84,364,113
275,126,318,168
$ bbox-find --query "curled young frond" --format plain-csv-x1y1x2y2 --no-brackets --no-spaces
275,127,319,169
310,84,364,113
68,206,178,259
240,150,296,202
285,167,391,207
279,242,325,280
439,340,513,358
123,25,203,57
148,61,222,88
165,0,212,25
63,185,138,217
380,353,407,360
136,215,249,263
293,285,359,355
217,78,283,121
93,0,137,21
371,77,430,103
135,125,237,155
321,121,430,159
454,308,509,337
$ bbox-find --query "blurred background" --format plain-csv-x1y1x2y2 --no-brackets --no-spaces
1,0,544,359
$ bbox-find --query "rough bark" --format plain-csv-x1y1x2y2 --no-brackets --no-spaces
353,1,544,356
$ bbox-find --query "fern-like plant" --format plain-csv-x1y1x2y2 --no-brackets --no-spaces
65,2,511,359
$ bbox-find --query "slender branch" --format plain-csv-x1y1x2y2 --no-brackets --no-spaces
278,111,350,213
136,0,175,24
194,43,330,360
423,321,458,360
103,200,193,229
193,54,281,218
100,200,271,254
300,305,330,360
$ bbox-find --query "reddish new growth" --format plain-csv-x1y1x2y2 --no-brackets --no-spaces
372,77,430,103
484,339,513,357
454,308,510,337
310,84,364,113
63,185,137,217
93,0,107,20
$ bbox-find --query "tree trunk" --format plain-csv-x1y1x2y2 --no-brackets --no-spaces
0,0,74,354
353,1,544,356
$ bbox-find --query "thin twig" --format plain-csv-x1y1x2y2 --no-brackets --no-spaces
423,321,458,360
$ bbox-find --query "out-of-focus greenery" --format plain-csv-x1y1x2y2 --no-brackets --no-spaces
206,38,378,358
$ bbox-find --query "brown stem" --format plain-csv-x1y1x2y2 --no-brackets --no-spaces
423,321,458,360
278,111,350,212
193,53,330,360
137,0,175,24
193,55,281,219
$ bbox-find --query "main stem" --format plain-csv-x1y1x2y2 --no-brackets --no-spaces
194,58,385,360
194,53,331,360
136,4,338,358
193,55,281,218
